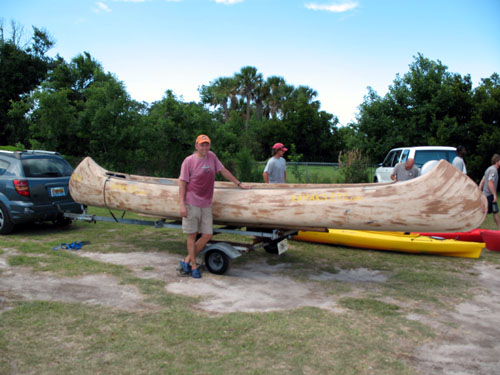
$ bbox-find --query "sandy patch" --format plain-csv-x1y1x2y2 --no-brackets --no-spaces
80,252,347,313
409,262,500,375
0,266,156,312
167,260,345,313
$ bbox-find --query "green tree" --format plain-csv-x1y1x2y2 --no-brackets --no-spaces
143,90,218,177
263,76,293,120
468,73,500,180
280,86,341,162
0,21,54,144
27,52,143,170
235,66,263,131
199,76,238,122
355,54,477,165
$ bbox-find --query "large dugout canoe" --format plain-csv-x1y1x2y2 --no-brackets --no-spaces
69,157,487,232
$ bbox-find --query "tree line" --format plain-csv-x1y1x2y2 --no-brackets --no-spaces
1,22,499,182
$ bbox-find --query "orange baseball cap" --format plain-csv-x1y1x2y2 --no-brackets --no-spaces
196,134,211,144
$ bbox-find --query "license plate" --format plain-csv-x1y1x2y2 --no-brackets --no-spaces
50,187,66,197
277,239,288,255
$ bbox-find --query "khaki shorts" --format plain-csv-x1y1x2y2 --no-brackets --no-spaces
182,204,213,234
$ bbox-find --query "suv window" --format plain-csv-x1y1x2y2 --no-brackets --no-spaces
0,160,9,176
382,150,402,167
413,150,454,167
22,158,73,178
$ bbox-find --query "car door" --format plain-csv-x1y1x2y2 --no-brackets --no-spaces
376,149,403,182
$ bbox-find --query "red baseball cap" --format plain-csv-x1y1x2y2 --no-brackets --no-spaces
272,142,288,152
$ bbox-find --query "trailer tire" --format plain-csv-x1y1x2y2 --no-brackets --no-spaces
205,249,232,275
263,242,279,254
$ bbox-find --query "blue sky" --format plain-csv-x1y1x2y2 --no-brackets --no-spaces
2,0,499,125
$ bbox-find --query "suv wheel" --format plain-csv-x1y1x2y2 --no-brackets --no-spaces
0,202,14,234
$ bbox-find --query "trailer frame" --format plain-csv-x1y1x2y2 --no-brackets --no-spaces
64,209,297,275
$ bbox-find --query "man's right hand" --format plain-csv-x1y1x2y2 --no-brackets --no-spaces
180,204,187,217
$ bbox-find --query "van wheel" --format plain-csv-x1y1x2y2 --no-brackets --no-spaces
0,202,14,234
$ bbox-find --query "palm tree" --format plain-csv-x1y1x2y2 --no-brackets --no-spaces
264,76,294,120
235,66,263,131
199,76,238,122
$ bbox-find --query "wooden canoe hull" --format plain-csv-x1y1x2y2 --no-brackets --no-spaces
69,157,487,232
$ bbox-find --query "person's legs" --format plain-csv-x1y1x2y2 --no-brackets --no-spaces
194,233,212,255
189,206,214,267
181,204,201,271
186,232,198,266
181,205,213,277
493,213,500,229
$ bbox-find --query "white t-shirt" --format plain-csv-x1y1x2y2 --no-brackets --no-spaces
264,157,286,183
452,156,467,174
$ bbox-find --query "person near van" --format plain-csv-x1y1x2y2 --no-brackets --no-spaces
479,154,500,229
452,145,467,174
178,134,248,278
390,158,419,182
263,143,287,183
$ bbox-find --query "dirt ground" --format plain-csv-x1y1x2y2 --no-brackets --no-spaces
1,249,499,374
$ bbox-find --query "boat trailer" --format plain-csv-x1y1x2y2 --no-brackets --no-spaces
64,209,297,275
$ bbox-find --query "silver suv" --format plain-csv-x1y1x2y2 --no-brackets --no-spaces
0,150,83,234
374,146,457,183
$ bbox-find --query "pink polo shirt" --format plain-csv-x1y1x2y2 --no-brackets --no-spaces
179,151,224,207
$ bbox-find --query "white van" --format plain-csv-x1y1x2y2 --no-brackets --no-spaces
374,146,457,183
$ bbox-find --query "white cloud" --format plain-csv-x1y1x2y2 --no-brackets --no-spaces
94,2,112,13
305,1,358,13
214,0,244,5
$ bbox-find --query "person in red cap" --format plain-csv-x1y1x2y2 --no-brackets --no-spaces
178,134,248,278
263,142,288,183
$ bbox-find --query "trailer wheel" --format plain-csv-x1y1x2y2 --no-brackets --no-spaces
205,249,232,275
263,242,279,254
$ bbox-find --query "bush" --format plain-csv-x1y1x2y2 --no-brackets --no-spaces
338,149,370,183
287,144,305,183
233,147,262,182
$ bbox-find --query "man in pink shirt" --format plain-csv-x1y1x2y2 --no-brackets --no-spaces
179,134,247,278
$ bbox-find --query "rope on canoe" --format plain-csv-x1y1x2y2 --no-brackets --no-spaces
102,174,127,222
103,175,118,222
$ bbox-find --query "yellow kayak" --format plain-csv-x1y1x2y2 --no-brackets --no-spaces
293,229,484,259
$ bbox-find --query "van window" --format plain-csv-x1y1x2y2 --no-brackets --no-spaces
382,150,402,167
413,150,457,167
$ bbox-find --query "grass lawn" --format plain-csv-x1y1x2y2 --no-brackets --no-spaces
1,208,499,374
285,164,376,184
